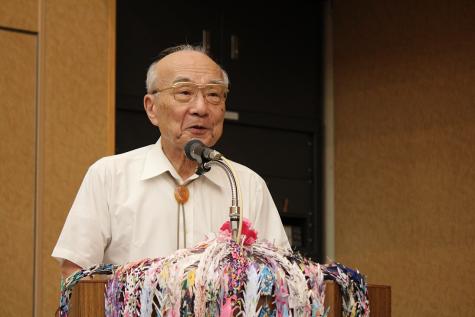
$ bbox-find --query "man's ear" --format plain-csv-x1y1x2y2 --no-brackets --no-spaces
144,94,159,126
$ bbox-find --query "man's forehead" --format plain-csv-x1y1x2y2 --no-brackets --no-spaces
156,51,222,83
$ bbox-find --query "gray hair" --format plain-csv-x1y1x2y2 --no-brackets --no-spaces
145,44,229,93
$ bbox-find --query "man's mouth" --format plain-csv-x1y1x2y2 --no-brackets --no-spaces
187,125,209,134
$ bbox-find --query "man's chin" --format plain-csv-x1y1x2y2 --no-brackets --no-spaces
182,134,216,147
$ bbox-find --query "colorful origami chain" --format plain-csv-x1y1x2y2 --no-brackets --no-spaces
57,263,117,317
322,262,370,317
56,221,370,317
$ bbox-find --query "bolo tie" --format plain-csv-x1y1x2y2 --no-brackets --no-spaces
173,179,194,250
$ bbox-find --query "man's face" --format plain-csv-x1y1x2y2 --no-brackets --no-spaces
144,51,226,155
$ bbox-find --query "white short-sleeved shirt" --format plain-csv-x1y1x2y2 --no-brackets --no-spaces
52,139,290,268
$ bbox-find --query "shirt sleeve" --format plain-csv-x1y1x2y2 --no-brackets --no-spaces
51,160,111,269
248,173,291,250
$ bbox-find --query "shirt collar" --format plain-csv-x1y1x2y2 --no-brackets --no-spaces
140,138,225,188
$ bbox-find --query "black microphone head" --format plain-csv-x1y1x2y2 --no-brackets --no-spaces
184,139,205,161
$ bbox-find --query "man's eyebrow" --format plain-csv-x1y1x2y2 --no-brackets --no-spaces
172,77,192,84
171,77,226,85
209,79,226,85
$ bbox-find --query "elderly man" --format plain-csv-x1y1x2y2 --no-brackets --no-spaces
52,45,289,277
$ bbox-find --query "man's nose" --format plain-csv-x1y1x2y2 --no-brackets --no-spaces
189,90,209,115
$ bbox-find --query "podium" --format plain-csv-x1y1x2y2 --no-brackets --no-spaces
68,278,390,317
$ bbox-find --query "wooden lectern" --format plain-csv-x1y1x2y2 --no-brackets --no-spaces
68,279,390,317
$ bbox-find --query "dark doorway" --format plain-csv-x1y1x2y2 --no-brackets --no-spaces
116,1,325,261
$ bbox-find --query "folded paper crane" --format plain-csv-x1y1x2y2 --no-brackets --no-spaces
57,219,369,317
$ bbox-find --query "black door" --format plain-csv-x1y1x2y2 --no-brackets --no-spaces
116,0,324,260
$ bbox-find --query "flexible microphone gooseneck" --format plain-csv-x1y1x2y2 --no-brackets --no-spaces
184,139,241,242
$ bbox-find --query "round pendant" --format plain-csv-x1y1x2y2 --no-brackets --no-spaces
174,185,189,204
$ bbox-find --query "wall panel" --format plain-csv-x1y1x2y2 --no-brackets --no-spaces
38,1,115,315
0,30,36,316
333,0,475,316
0,0,38,31
0,0,115,315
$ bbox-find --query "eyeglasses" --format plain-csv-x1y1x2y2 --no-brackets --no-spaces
151,82,229,105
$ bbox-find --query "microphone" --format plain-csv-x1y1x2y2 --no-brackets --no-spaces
184,139,222,163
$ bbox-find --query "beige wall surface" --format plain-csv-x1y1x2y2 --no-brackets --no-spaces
333,0,475,316
0,0,115,316
0,29,37,316
38,1,115,315
0,0,38,31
